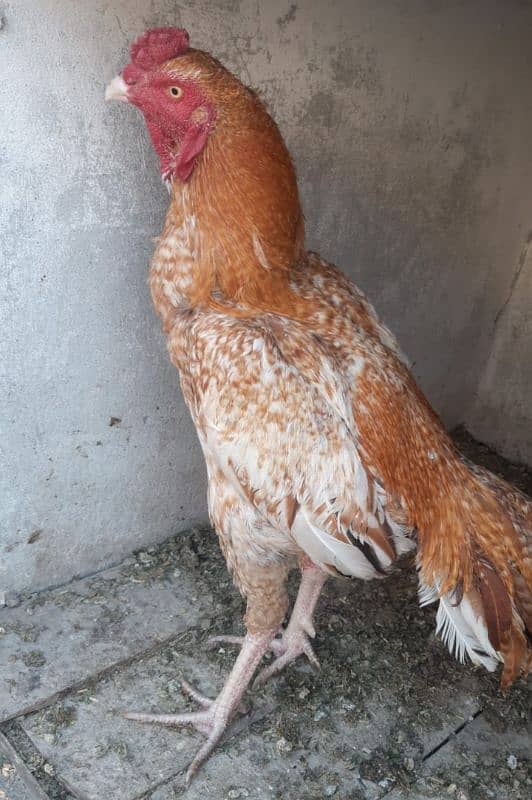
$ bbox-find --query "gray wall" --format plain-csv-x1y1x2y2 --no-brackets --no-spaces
2,0,532,596
466,237,532,464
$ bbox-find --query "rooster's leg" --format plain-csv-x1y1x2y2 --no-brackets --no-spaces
125,630,275,783
210,558,327,686
125,559,289,781
254,558,327,685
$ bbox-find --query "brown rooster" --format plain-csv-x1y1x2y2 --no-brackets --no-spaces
105,28,531,781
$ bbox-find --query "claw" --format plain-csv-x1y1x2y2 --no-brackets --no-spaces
303,640,320,670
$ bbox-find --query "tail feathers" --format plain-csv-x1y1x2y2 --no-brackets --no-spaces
476,558,513,653
417,463,531,688
513,571,532,636
420,581,501,672
500,621,528,689
351,341,530,685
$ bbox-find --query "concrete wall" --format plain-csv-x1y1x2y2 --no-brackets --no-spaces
2,0,532,595
466,236,532,464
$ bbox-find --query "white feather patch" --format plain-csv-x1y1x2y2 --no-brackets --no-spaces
291,511,379,580
419,579,500,671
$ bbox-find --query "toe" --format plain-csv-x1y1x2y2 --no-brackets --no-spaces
185,719,228,784
253,651,293,688
180,679,213,708
124,709,213,735
252,635,319,687
302,639,320,670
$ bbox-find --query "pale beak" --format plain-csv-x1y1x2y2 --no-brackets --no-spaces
105,75,129,103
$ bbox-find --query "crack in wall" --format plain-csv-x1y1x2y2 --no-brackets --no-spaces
466,228,532,427
491,230,532,333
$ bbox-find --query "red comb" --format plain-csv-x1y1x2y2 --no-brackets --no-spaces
130,27,189,70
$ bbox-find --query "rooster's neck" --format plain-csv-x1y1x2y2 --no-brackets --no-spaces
150,93,312,321
149,185,199,331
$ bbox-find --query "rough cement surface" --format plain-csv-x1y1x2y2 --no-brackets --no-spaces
0,731,49,800
1,531,530,799
0,545,212,723
0,433,530,800
3,1,532,595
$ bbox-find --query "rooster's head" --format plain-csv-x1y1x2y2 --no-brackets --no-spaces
105,28,222,182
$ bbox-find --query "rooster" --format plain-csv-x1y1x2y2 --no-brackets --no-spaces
105,28,531,781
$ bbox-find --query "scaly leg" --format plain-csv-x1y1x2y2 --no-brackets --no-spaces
125,555,289,782
125,630,275,783
211,558,328,687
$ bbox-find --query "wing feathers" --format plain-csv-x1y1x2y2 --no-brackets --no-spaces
291,513,379,580
199,317,415,583
285,495,300,529
346,529,387,575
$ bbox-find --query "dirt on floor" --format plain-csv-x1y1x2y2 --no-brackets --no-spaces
0,429,530,800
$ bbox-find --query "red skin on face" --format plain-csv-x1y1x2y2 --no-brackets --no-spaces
121,28,215,182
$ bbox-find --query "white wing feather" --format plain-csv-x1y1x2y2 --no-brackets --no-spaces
291,511,379,579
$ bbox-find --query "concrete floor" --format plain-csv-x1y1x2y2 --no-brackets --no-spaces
0,434,530,800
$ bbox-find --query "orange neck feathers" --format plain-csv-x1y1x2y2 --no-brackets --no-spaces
161,53,313,319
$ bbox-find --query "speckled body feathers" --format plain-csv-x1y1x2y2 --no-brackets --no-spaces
136,37,531,686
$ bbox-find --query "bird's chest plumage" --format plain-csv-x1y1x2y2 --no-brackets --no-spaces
149,195,199,333
163,310,300,570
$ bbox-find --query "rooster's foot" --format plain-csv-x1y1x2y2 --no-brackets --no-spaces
254,622,319,686
125,680,234,782
125,632,274,782
208,624,319,687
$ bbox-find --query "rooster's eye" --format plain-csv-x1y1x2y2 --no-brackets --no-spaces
169,86,182,99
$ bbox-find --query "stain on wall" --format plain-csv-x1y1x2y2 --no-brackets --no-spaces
1,0,531,594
